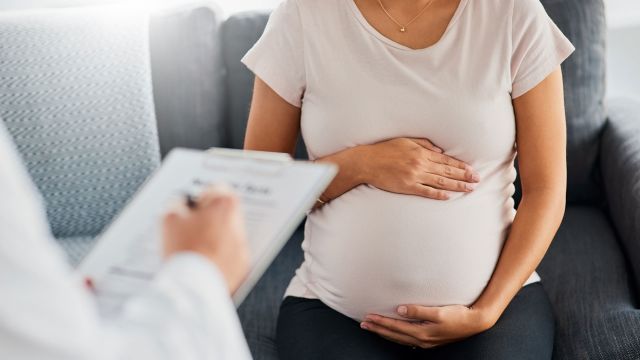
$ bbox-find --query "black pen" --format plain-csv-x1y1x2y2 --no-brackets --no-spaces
184,193,198,209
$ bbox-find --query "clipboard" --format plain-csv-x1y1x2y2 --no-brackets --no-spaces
76,147,337,316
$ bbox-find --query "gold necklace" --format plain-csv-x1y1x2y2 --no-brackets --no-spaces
376,0,435,33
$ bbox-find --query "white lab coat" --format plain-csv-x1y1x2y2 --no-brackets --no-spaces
0,124,253,360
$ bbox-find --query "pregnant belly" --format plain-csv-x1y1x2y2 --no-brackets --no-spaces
300,184,516,321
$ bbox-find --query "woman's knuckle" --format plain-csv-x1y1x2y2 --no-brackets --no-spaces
423,187,435,197
425,152,434,162
401,175,415,187
408,156,421,167
423,161,435,172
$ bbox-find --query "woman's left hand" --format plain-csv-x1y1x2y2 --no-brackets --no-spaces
360,304,497,349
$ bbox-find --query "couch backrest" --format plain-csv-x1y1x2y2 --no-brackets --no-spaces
221,0,607,205
539,0,607,205
221,11,269,150
149,3,227,156
0,6,160,239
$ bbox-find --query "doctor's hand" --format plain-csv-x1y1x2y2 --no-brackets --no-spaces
162,185,250,294
360,304,495,349
360,138,480,200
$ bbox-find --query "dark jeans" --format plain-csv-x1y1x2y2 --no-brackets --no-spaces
276,282,554,360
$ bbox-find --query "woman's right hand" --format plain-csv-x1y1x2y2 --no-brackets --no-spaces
358,138,480,200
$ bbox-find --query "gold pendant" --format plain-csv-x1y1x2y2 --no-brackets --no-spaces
400,27,406,32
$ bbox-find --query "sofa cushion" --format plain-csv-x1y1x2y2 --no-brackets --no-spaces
221,10,268,150
538,0,607,205
238,226,305,360
0,6,160,239
515,0,607,207
538,206,640,360
150,2,226,156
600,98,640,294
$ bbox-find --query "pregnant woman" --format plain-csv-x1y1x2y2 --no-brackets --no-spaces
243,0,574,358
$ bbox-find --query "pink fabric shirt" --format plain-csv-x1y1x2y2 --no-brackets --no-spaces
242,0,575,321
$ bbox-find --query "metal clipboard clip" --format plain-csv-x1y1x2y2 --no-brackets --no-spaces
203,147,293,176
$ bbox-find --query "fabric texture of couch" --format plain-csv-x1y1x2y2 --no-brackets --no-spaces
0,5,160,265
149,2,227,156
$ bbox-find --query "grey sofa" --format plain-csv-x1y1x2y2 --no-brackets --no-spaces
2,0,639,359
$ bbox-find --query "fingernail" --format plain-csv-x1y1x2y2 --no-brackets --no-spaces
466,183,476,191
397,306,407,315
360,322,369,330
435,147,443,153
471,173,480,182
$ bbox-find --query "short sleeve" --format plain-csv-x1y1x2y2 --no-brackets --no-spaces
241,0,306,107
510,0,575,99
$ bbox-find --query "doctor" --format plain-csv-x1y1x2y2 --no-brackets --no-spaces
0,122,253,360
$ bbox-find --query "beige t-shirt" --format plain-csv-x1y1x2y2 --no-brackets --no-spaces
242,0,575,321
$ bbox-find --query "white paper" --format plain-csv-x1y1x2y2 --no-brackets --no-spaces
76,148,336,317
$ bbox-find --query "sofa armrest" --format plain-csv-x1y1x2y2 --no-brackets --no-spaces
601,97,640,290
